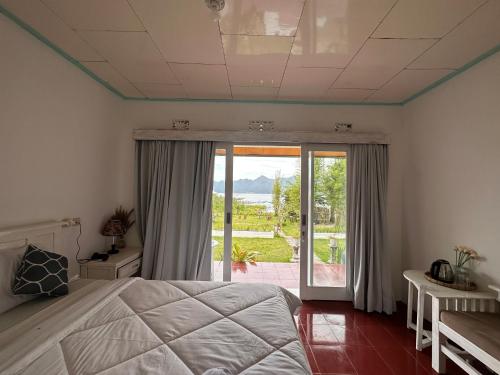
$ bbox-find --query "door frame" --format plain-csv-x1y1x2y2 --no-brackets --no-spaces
299,144,351,301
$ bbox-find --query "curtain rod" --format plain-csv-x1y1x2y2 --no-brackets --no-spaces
132,129,390,145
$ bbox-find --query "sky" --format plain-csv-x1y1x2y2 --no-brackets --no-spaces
214,156,300,181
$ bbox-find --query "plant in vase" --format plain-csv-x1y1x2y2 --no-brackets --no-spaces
453,245,479,285
111,206,135,248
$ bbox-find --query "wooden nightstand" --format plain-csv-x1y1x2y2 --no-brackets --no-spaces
80,247,143,280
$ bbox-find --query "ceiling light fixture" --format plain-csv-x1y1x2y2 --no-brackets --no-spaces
205,0,225,13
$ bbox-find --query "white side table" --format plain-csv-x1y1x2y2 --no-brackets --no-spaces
403,270,497,351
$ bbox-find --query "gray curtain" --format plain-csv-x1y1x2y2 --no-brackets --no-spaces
347,144,393,314
135,140,215,281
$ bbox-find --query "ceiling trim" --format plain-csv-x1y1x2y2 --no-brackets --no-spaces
402,43,500,105
1,4,498,108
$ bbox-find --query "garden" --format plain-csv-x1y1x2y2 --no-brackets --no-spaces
212,156,347,265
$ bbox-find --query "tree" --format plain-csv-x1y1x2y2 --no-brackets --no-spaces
272,171,283,227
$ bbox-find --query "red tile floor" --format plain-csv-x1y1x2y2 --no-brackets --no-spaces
296,301,490,375
213,261,346,288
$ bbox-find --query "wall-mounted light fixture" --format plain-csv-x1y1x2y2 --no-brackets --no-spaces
334,122,352,132
172,120,190,130
248,120,274,132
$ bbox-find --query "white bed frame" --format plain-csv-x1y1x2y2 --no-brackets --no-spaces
0,220,68,254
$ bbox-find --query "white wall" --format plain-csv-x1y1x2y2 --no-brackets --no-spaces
0,14,122,277
403,53,500,291
116,101,406,300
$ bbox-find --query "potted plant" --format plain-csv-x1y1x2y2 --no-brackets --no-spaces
231,243,259,273
111,206,135,248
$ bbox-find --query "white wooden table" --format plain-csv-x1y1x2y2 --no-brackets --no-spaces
403,270,497,351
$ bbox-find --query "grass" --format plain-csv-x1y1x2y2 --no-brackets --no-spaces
212,213,275,232
212,236,292,263
314,239,346,263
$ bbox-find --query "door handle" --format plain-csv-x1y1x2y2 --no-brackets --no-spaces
226,212,231,224
301,214,307,226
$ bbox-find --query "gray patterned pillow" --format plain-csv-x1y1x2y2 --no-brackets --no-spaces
13,244,68,296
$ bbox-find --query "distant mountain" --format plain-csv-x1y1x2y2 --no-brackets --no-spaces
214,175,296,194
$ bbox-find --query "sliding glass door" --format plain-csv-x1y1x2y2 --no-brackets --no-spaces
212,143,350,301
300,145,349,300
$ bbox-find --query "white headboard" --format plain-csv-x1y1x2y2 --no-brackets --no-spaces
0,221,66,253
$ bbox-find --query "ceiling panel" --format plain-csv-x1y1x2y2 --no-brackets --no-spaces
82,61,143,97
325,88,375,102
223,35,292,87
281,67,342,90
78,31,178,84
231,86,279,100
42,0,144,31
219,0,304,36
129,0,224,64
226,65,284,87
369,69,453,102
223,35,292,66
333,38,436,89
133,83,186,99
278,87,329,101
410,0,500,69
288,0,396,68
373,0,485,38
0,0,103,61
170,64,231,99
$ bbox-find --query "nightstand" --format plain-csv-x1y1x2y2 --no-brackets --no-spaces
80,247,143,280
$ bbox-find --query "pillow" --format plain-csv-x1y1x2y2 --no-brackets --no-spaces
13,244,69,297
0,245,35,314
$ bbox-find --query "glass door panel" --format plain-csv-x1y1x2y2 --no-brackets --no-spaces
300,145,349,300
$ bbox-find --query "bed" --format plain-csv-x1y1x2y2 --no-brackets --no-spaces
0,221,311,375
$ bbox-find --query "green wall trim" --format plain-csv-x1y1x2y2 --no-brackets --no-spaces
0,4,125,99
124,96,402,106
1,3,498,107
401,43,500,105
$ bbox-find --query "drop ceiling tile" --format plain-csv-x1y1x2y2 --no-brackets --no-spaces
42,0,144,31
78,31,178,84
133,83,186,99
222,35,293,66
288,0,396,68
410,0,500,69
369,69,453,102
231,86,279,100
333,38,436,89
129,0,224,64
373,0,485,38
278,87,329,101
281,67,342,90
170,64,231,99
81,61,144,97
219,0,304,36
227,65,283,87
0,0,102,61
325,88,375,102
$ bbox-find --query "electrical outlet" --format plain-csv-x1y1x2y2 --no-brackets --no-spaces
62,217,81,227
172,119,190,130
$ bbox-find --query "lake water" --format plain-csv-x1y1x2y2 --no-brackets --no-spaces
216,193,273,211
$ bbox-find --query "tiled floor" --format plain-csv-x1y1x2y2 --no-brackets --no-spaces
213,261,346,288
296,301,484,375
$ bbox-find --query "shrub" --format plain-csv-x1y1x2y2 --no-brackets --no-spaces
232,243,259,264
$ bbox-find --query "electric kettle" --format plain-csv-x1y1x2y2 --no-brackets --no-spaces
430,259,454,283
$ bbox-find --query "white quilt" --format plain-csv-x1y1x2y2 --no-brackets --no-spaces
0,278,311,375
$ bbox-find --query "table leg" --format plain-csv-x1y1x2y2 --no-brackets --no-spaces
416,287,425,351
407,281,414,329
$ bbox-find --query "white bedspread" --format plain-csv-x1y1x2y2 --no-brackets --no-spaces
0,278,311,375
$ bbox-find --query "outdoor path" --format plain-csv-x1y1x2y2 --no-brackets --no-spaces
278,229,325,264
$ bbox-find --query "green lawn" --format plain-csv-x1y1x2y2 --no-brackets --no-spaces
212,236,292,263
314,239,346,263
212,213,275,232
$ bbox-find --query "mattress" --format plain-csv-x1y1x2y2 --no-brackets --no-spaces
0,278,311,375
